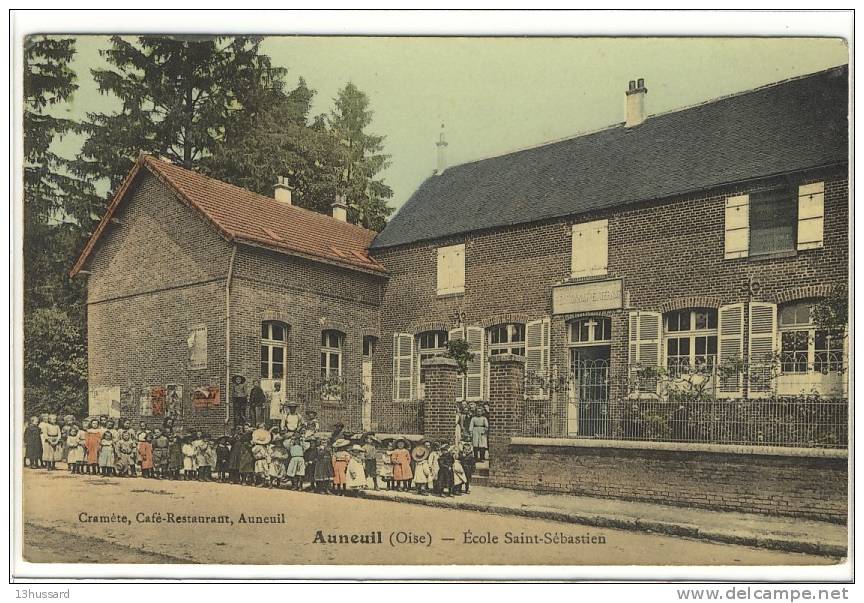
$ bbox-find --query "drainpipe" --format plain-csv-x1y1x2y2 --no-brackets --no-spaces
225,244,238,425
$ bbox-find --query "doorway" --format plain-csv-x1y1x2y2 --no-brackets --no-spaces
567,346,611,437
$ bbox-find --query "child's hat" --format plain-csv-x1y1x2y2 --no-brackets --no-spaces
332,438,351,449
252,428,272,445
138,432,148,442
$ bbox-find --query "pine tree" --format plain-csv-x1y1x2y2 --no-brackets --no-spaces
23,36,90,416
328,82,394,231
205,77,344,215
76,35,287,197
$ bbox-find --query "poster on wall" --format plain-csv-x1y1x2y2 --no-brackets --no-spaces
119,387,136,417
166,384,183,419
89,386,122,418
150,386,167,417
192,385,220,410
139,394,152,417
187,324,207,370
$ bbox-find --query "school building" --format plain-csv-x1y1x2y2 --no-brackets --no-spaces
71,65,849,520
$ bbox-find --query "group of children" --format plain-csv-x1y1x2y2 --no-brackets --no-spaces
24,412,477,498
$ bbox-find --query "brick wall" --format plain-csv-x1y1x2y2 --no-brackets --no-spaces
421,356,460,441
371,168,849,430
491,442,848,522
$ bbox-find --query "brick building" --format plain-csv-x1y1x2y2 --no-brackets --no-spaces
71,65,849,518
71,155,386,433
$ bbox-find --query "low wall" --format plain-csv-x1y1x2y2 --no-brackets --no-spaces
490,438,848,523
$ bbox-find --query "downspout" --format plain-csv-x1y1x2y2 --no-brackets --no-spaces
225,244,238,425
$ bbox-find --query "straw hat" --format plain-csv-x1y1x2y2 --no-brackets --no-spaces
332,438,351,449
252,428,272,445
411,443,430,462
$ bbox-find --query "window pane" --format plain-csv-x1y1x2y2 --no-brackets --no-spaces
579,321,590,341
667,339,678,356
320,352,327,371
707,337,717,355
695,337,706,355
597,318,612,341
272,347,283,363
679,338,690,356
512,324,526,342
750,187,797,255
261,346,269,363
261,323,269,339
780,303,811,327
514,347,525,357
260,362,269,378
272,363,284,378
695,312,708,330
329,352,340,370
272,324,285,341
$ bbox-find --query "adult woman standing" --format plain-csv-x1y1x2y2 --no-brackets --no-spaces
468,408,490,462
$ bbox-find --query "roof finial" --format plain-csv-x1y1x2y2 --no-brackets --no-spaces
435,122,448,174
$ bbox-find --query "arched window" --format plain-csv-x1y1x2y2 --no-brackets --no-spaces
568,317,612,345
779,302,844,374
416,330,449,399
488,323,525,357
663,309,717,376
260,321,288,379
320,330,344,380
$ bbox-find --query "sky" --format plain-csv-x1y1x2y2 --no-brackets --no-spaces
53,36,848,215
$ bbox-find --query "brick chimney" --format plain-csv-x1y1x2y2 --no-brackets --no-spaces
625,78,648,128
331,194,348,222
273,176,293,205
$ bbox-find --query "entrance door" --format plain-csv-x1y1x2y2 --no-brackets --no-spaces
567,347,610,437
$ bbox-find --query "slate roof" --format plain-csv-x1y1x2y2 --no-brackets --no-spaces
71,155,386,276
371,65,848,250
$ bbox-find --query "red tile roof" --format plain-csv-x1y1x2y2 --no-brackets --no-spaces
70,154,387,277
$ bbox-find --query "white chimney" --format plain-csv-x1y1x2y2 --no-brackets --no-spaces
625,78,648,128
273,176,293,205
331,194,348,222
435,123,448,174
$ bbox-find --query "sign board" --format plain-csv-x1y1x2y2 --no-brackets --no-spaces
552,279,623,315
187,324,207,370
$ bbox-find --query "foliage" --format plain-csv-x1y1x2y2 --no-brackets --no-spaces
812,285,848,335
205,78,344,215
444,339,474,377
328,82,394,231
76,35,287,201
24,307,89,417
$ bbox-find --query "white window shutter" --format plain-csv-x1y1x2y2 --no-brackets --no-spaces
717,303,745,397
449,326,465,400
797,182,824,250
748,302,777,397
724,195,749,259
465,326,485,401
628,311,661,391
525,318,550,399
437,244,465,295
393,333,414,401
572,220,608,277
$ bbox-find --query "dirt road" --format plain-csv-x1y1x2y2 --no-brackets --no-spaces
21,469,836,566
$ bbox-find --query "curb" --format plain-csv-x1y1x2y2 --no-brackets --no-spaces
355,490,847,559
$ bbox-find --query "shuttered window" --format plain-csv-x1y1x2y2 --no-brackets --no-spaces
393,333,414,401
797,182,825,250
464,326,485,401
724,195,750,259
571,219,608,277
628,311,661,392
436,244,465,296
525,317,551,399
717,303,745,397
750,186,797,255
748,302,777,397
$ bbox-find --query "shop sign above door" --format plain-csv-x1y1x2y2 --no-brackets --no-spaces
552,279,623,314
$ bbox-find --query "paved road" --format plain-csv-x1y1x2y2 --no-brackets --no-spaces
21,469,835,566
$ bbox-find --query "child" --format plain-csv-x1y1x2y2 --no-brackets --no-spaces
302,437,318,490
238,430,255,485
197,434,214,482
452,445,468,495
24,416,43,469
138,432,154,478
312,440,334,493
362,433,379,490
412,441,434,496
267,434,287,488
390,439,413,491
167,434,183,480
331,439,351,495
435,444,456,497
42,415,61,471
303,410,320,435
192,431,208,481
97,431,116,476
215,436,232,482
84,419,102,475
285,435,308,490
428,442,441,493
181,435,198,480
115,430,137,477
469,408,489,462
66,426,85,474
251,429,271,487
459,444,476,494
152,429,170,479
379,441,394,490
346,445,367,494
